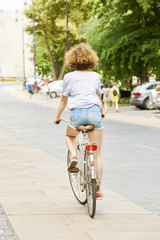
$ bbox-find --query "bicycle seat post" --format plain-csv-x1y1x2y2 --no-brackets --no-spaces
82,130,88,145
76,124,95,148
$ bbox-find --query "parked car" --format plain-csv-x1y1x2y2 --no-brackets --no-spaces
130,81,160,110
149,85,160,110
48,80,63,98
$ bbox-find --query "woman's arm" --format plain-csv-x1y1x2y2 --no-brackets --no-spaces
54,95,68,124
97,93,104,116
117,87,120,95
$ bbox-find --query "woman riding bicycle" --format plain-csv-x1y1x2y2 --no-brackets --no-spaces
54,43,104,199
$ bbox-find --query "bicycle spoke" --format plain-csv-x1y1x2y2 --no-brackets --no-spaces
67,151,87,205
85,152,96,218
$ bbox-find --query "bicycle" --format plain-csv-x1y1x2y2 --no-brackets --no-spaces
67,123,99,218
52,119,100,218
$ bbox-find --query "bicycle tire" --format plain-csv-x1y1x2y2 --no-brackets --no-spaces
67,151,87,205
85,152,96,218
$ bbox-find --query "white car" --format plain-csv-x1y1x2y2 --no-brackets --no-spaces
149,85,160,110
48,80,63,98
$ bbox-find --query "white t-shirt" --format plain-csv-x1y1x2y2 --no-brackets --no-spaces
62,71,102,110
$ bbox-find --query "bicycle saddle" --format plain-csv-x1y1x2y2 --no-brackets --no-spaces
76,125,95,131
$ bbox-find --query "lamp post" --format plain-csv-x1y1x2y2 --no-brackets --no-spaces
65,0,69,72
24,0,37,93
22,12,27,89
32,0,37,93
15,10,26,89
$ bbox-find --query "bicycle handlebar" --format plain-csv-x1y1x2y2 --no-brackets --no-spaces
55,120,61,124
49,118,68,125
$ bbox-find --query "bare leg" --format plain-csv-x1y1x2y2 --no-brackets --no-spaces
66,125,79,158
115,101,119,112
88,129,103,192
104,101,107,113
112,101,116,112
107,101,110,113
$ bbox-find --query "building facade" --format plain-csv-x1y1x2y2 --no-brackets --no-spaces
0,10,33,78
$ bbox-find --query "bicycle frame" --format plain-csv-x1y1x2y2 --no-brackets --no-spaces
77,131,97,180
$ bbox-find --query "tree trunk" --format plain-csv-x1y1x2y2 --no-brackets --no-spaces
44,31,57,79
125,77,131,90
55,53,59,78
58,45,67,80
52,40,60,79
140,60,149,83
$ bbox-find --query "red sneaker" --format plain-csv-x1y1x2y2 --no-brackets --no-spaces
68,156,78,172
96,192,103,200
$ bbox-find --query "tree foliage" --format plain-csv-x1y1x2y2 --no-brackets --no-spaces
24,0,95,79
87,0,160,85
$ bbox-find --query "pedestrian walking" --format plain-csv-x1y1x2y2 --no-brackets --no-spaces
111,82,119,112
103,83,111,113
54,43,104,199
44,83,49,99
27,80,33,99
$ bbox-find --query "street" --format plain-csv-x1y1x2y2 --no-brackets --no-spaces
0,82,160,217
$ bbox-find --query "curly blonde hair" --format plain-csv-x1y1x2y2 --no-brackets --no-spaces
112,82,117,86
66,43,99,70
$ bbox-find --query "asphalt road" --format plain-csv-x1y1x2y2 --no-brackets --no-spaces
0,82,160,217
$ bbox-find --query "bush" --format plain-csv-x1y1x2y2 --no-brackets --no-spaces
119,97,130,105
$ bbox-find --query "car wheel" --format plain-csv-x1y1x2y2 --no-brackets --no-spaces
143,98,153,110
50,91,57,98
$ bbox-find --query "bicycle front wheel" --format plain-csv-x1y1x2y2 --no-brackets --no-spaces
85,152,96,218
67,151,87,205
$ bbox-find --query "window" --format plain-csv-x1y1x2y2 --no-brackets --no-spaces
146,85,153,90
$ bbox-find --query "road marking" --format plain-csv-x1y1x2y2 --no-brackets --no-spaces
137,144,160,151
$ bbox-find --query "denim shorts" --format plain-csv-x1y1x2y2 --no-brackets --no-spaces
69,105,103,130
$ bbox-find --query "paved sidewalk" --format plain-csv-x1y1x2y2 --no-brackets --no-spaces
5,85,160,129
0,127,160,240
106,111,160,129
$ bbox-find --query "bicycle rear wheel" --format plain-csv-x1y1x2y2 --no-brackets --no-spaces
67,151,87,205
85,152,96,218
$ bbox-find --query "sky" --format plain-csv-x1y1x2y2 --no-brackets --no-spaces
0,0,31,12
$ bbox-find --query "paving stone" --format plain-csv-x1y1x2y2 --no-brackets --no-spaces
0,237,16,240
0,206,16,240
0,227,13,236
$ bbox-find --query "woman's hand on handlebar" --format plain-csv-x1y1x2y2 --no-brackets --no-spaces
54,118,61,124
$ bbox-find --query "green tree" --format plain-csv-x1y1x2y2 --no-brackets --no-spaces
24,0,95,79
35,37,52,77
87,0,160,85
